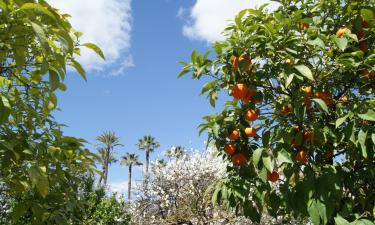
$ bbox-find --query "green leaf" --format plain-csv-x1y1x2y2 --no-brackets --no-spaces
70,59,87,81
336,114,350,128
262,156,274,172
191,50,198,63
312,98,329,113
82,43,105,60
49,70,59,91
277,149,293,164
252,148,263,167
361,9,374,21
358,129,368,158
352,219,375,225
294,65,314,81
30,22,49,54
0,95,11,124
28,166,49,198
285,73,294,89
178,69,190,78
308,37,325,49
334,37,348,51
334,215,350,225
209,90,217,108
20,3,56,20
201,80,217,95
308,199,321,225
13,47,26,70
358,110,375,121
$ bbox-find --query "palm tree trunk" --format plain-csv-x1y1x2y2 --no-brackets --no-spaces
145,149,150,174
104,147,110,185
128,165,132,201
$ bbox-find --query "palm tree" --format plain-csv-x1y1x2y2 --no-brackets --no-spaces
165,146,186,159
96,131,122,186
120,153,142,201
136,135,160,175
96,147,118,185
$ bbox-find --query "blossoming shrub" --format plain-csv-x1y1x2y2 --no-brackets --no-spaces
130,149,306,224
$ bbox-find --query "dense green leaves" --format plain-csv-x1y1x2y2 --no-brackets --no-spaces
0,0,104,223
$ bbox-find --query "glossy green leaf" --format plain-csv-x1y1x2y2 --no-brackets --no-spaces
262,156,274,172
82,43,105,60
358,129,368,158
358,110,375,121
20,3,56,19
334,37,348,51
28,166,49,198
312,98,329,113
334,215,350,225
252,148,263,167
277,149,293,164
70,59,87,81
294,65,314,81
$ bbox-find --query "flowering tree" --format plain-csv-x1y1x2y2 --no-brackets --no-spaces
130,149,306,225
180,0,375,224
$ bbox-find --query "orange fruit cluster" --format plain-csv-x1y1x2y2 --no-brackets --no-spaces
231,83,256,104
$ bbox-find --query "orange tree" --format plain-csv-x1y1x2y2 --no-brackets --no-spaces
179,0,375,224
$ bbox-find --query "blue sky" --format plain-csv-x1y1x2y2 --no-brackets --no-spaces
50,0,275,193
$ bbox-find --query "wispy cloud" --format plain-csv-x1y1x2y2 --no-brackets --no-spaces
48,0,133,74
180,0,279,43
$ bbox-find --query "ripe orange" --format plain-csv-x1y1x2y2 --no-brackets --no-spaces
336,27,349,38
339,95,348,103
267,171,279,182
232,83,249,100
224,144,236,155
229,129,240,141
281,104,292,115
301,86,312,96
315,91,333,107
303,131,314,140
242,87,256,103
245,109,258,121
232,153,248,165
244,127,257,137
295,151,308,164
232,56,240,71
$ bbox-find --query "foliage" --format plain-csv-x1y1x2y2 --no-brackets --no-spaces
180,0,375,224
80,185,130,225
0,0,103,223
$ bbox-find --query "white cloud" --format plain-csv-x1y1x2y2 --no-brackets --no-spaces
181,0,279,42
48,0,133,73
109,180,128,194
110,54,135,76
